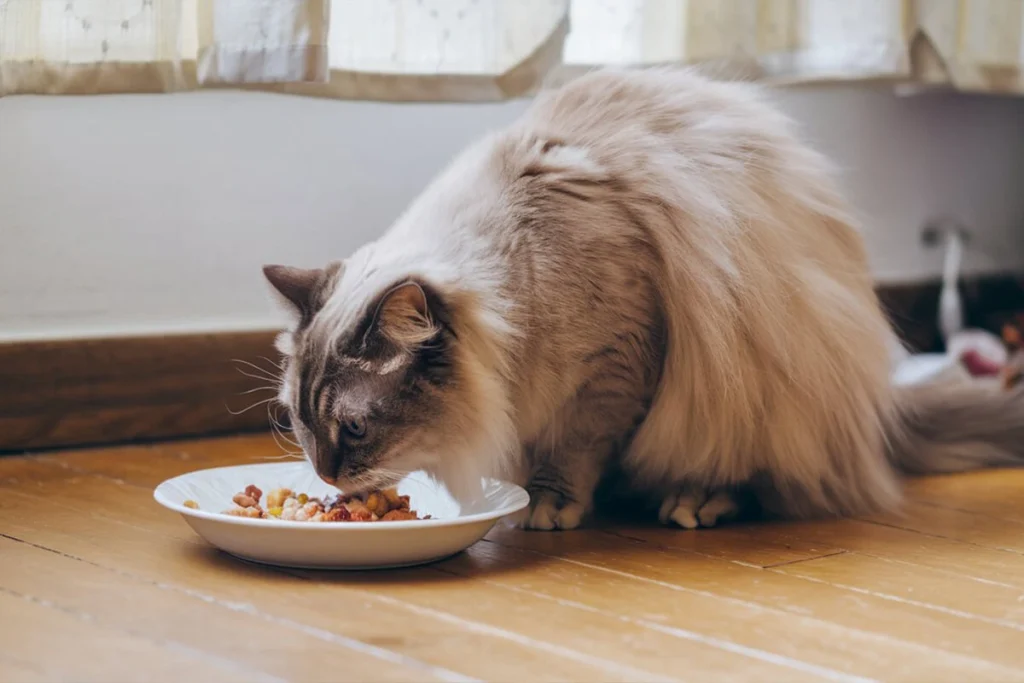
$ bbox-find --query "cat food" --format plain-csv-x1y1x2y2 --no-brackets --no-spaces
218,483,427,522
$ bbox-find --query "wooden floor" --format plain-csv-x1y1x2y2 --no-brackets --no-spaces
3,434,1024,682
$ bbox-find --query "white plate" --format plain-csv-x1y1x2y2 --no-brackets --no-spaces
154,462,529,570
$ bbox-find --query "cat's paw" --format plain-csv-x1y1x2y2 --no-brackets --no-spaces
659,488,740,529
522,491,585,531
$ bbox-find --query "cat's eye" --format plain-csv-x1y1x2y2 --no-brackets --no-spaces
342,417,367,439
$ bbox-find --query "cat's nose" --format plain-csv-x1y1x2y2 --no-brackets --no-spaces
313,442,340,485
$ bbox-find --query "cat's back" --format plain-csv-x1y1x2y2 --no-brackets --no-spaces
521,68,794,168
513,67,867,280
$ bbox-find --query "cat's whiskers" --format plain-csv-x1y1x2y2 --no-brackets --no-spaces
238,384,279,396
266,403,303,457
234,368,281,385
226,396,277,416
268,408,299,446
258,355,286,371
262,451,304,461
232,358,281,384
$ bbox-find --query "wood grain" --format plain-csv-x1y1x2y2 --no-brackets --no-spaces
0,331,280,452
4,433,1024,681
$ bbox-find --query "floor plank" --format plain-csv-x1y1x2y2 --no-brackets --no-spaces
0,657,50,683
0,590,252,683
773,551,1024,629
905,470,1024,524
0,537,434,683
607,522,844,568
5,434,1024,681
864,501,1024,554
485,527,1024,677
762,518,1024,589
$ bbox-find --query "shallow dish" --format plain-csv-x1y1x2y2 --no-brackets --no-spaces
154,462,529,569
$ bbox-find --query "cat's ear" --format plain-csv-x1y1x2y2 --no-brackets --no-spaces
263,265,323,316
263,261,343,321
375,281,439,347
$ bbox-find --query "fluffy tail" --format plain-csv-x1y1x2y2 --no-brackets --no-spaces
889,380,1024,474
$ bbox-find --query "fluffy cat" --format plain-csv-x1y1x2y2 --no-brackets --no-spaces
264,68,1024,530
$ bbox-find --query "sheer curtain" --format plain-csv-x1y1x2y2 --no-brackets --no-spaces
2,0,1023,98
196,0,329,85
273,0,569,101
914,0,1024,94
563,0,913,83
0,0,567,97
0,0,193,94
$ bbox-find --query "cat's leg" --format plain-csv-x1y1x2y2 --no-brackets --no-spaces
523,298,661,531
659,485,751,529
524,384,651,531
524,457,602,531
523,420,621,530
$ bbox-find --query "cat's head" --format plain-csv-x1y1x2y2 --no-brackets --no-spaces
262,261,513,498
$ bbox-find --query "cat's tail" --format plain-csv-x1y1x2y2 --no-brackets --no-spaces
887,379,1024,474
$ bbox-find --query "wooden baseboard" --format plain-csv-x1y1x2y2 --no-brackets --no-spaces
1,273,1021,453
0,330,281,453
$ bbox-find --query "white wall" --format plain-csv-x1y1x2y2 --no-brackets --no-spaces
2,85,1023,341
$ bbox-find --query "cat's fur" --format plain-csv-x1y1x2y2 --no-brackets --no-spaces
265,68,1024,530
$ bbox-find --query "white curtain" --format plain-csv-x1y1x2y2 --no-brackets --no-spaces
564,0,913,83
274,0,569,101
2,0,1023,98
914,0,1024,94
0,0,192,94
196,0,329,86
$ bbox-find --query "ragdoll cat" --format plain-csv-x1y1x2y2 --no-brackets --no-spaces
263,68,1024,530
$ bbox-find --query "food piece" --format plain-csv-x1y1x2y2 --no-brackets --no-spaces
380,509,420,521
219,484,426,522
265,487,292,508
232,492,258,508
183,499,199,510
365,491,389,517
224,505,263,518
293,501,323,522
344,498,373,521
321,505,352,522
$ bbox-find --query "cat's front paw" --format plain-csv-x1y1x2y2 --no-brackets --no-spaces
521,491,585,531
659,487,740,529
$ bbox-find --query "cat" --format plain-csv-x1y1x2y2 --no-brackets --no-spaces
263,68,1024,530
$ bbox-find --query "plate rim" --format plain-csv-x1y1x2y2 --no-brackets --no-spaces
153,462,529,531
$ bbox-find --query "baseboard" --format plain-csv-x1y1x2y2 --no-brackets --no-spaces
2,273,1021,453
0,330,281,453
